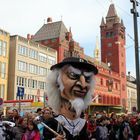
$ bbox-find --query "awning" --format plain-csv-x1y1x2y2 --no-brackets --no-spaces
109,106,123,110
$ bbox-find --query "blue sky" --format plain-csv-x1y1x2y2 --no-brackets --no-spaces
0,0,139,77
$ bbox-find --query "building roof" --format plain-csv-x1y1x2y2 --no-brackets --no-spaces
32,21,68,42
0,28,10,35
100,17,105,26
106,4,118,18
85,55,110,70
127,75,136,84
121,19,124,26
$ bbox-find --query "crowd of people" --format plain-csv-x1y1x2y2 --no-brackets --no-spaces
0,107,56,140
0,108,140,140
86,111,140,140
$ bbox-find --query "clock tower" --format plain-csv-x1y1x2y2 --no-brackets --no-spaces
100,4,127,108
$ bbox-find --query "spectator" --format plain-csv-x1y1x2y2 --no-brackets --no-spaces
22,120,40,140
87,115,96,139
5,110,14,122
36,108,42,117
96,116,109,140
12,109,19,122
11,117,28,140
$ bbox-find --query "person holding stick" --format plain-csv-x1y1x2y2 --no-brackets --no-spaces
43,57,98,140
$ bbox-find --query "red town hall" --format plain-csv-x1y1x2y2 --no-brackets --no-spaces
32,4,127,113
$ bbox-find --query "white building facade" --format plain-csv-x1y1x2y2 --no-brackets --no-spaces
8,35,57,102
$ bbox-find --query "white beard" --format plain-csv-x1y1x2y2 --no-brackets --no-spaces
70,98,86,117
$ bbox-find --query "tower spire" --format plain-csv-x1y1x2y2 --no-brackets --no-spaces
61,15,63,21
94,36,100,61
100,17,105,27
106,3,120,25
109,0,113,4
106,3,117,18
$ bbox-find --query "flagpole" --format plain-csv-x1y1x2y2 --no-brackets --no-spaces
44,92,45,108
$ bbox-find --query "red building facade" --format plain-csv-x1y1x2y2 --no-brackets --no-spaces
32,18,84,63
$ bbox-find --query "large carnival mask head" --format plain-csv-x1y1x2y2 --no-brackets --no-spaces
47,57,98,117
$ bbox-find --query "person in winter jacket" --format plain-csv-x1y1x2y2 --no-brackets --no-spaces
11,117,28,140
96,116,109,140
22,120,40,140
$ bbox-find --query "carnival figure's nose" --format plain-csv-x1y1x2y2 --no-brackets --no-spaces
79,75,86,88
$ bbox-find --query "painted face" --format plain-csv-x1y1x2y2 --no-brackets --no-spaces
59,65,94,101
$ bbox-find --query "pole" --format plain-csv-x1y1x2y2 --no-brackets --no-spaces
19,95,21,113
88,105,91,115
130,0,140,112
92,95,99,102
44,92,46,108
40,122,60,136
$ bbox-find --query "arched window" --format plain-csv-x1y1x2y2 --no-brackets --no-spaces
111,96,113,104
114,97,116,105
101,78,103,85
103,95,106,104
117,98,120,105
98,95,102,103
107,96,110,104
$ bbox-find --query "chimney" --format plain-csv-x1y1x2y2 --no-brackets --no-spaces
31,35,34,39
47,17,52,23
27,34,31,40
128,71,131,77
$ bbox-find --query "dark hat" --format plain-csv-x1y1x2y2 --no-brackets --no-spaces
36,108,42,113
50,57,98,75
